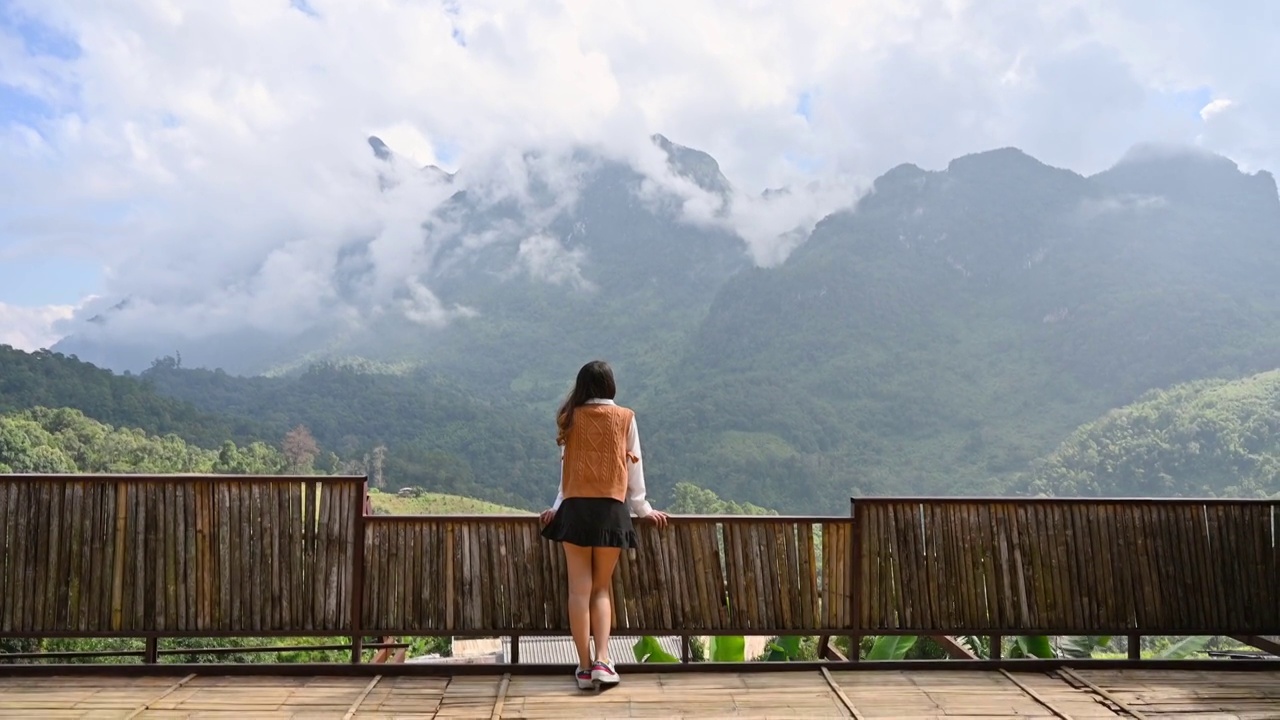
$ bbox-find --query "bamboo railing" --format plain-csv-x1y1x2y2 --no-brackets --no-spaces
855,498,1280,635
0,475,363,636
361,515,854,635
1,475,1276,664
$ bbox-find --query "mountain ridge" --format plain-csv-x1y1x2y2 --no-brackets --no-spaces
53,133,755,381
643,141,1280,508
40,141,1280,512
52,139,1268,377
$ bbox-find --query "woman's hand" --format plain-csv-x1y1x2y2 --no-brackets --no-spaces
539,508,556,525
644,509,669,529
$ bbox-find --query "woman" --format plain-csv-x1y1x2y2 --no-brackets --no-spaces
540,360,669,690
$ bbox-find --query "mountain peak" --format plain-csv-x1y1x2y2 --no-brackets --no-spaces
1113,142,1230,169
651,133,731,195
367,135,393,161
946,147,1056,177
422,165,455,183
873,162,929,187
1095,143,1279,208
366,135,455,182
858,147,1087,216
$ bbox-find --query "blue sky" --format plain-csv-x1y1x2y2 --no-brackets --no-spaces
1,2,79,60
289,0,318,18
1,4,90,307
0,82,49,128
0,254,100,306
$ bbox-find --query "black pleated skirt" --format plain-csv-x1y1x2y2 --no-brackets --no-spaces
541,497,638,549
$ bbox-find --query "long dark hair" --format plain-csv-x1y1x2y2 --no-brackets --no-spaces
556,360,617,445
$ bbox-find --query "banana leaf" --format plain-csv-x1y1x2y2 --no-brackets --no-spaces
866,635,917,660
1155,636,1210,659
1008,632,1059,655
1012,635,1056,659
765,635,803,661
632,636,679,663
709,635,747,662
955,635,988,659
1057,635,1111,659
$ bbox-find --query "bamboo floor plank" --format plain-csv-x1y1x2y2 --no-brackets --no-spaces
830,670,1125,719
495,672,851,719
0,669,1276,718
0,674,172,711
357,676,451,715
1012,672,1125,718
1066,669,1280,719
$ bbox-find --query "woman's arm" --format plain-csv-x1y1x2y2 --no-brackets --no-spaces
552,448,565,511
542,449,565,525
625,416,654,517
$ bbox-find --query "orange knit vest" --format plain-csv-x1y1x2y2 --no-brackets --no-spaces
561,404,634,502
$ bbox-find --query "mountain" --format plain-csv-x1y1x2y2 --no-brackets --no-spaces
140,358,555,508
641,146,1280,508
382,141,748,404
1027,370,1280,498
0,344,269,448
54,135,751,393
651,133,733,197
42,140,1280,513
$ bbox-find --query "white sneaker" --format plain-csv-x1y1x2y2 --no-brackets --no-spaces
575,667,594,690
591,659,620,687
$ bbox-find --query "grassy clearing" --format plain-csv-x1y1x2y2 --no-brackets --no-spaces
366,488,526,515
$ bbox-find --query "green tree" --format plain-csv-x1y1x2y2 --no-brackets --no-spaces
1027,370,1280,498
0,408,290,476
668,482,775,515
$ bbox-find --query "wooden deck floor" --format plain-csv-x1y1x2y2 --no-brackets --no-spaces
0,669,1277,719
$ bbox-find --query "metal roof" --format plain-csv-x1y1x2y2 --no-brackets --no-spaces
501,635,682,665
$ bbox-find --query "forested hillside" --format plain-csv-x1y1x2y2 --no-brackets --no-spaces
0,404,565,516
0,345,267,448
2,348,780,511
0,407,285,475
0,346,558,508
140,358,555,509
1026,370,1280,498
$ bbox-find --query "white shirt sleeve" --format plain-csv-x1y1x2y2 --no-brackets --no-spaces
626,416,654,517
551,447,564,511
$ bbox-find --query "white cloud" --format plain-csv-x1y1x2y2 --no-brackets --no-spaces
1078,194,1168,219
0,0,1277,352
0,300,85,351
517,233,593,290
370,123,445,169
1200,98,1235,121
399,279,476,328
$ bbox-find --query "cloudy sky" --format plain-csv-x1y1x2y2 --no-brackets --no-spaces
1,0,1276,352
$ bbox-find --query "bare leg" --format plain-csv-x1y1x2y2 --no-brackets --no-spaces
563,543,594,669
589,547,622,663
